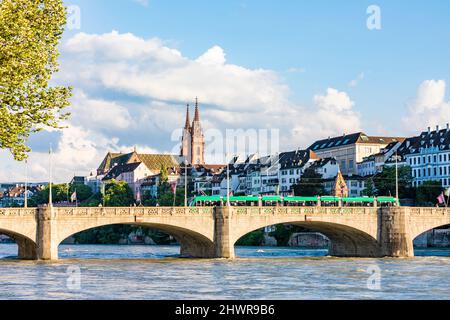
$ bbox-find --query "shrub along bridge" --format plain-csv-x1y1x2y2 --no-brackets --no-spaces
0,206,449,260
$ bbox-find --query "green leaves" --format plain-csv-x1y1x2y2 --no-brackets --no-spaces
0,0,72,160
103,179,135,207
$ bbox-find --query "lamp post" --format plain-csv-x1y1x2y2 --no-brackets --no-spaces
226,162,231,207
225,153,232,207
24,159,28,208
184,160,188,207
48,145,53,208
395,150,400,206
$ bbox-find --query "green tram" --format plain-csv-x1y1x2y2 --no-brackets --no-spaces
190,195,398,207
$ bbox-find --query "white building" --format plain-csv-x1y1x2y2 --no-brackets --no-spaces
357,141,403,177
309,158,340,179
102,162,153,198
309,133,404,175
401,125,450,188
278,150,320,195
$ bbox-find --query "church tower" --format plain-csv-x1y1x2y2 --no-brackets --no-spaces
190,98,205,165
180,104,192,162
180,98,205,165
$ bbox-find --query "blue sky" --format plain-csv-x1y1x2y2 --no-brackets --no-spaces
1,0,450,182
64,0,450,128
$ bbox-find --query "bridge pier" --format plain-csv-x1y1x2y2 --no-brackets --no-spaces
380,207,414,258
16,238,38,260
214,206,235,259
37,207,59,261
176,233,215,258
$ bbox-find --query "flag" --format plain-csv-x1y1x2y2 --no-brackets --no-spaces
136,189,141,203
70,191,77,203
170,181,177,195
437,193,445,204
445,188,450,197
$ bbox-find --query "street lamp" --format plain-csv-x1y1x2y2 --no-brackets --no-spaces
395,150,400,206
184,160,189,207
225,153,232,207
24,159,28,208
226,162,231,207
48,144,53,208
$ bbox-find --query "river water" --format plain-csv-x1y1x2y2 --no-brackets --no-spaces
0,244,449,300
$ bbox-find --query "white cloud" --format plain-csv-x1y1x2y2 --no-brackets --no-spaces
292,88,361,145
60,31,289,112
0,31,366,182
196,46,226,66
69,90,133,130
402,80,450,134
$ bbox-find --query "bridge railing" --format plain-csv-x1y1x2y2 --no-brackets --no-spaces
0,208,37,217
408,208,449,216
232,207,379,216
51,207,214,217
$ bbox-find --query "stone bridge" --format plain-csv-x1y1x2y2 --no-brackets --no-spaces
0,206,449,260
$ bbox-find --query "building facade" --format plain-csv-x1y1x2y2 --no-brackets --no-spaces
402,125,450,188
309,132,404,175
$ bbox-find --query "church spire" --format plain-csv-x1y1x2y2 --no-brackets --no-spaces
184,104,191,129
194,97,200,122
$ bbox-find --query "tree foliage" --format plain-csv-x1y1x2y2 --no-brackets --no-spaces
362,178,376,197
103,179,135,207
29,182,93,206
373,166,414,198
0,0,72,160
415,180,444,206
29,183,69,205
292,168,324,196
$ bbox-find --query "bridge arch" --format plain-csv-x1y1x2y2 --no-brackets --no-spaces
47,207,217,260
409,208,450,241
0,228,37,260
0,208,39,260
57,222,215,259
233,221,382,257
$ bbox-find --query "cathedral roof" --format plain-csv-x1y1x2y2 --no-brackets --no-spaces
194,97,200,122
98,152,182,176
137,154,181,171
102,162,143,181
184,104,191,129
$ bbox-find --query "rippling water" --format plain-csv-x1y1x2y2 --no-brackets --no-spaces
0,244,449,300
